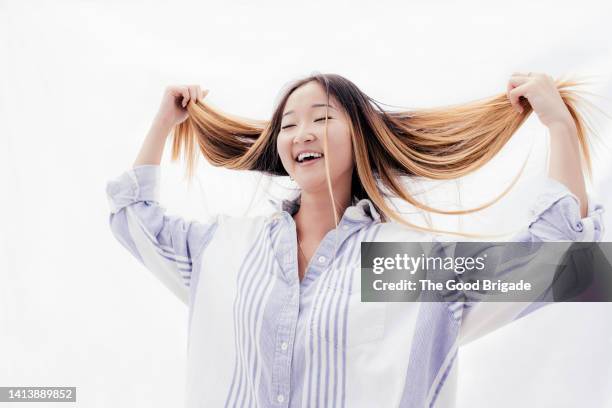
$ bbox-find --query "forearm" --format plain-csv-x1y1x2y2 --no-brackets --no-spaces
133,115,174,167
547,121,588,217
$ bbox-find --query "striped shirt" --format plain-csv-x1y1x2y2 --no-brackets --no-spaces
105,164,604,407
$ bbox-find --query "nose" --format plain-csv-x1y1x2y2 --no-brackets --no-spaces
293,131,315,145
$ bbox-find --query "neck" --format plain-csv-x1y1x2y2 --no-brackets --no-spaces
293,184,352,241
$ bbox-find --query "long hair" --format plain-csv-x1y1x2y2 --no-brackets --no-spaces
170,72,603,238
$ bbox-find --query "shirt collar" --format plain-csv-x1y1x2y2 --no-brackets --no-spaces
269,194,381,223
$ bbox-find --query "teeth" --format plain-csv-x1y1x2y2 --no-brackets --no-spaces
297,152,323,162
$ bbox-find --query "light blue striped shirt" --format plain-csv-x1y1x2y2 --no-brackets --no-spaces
106,164,604,407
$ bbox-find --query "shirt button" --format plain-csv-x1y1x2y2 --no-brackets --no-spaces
281,342,288,351
342,225,349,230
277,394,285,403
318,256,326,263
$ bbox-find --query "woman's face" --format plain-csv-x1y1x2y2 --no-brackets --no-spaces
277,81,354,193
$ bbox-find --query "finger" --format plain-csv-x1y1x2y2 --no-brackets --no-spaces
508,76,530,88
188,86,197,106
508,84,529,113
179,86,189,107
507,77,530,111
506,76,531,107
202,88,210,99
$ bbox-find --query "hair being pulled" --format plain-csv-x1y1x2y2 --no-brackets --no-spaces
170,72,605,238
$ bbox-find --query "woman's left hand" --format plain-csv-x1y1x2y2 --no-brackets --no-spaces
506,72,574,129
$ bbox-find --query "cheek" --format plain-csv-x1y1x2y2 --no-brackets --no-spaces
327,132,353,167
277,135,293,166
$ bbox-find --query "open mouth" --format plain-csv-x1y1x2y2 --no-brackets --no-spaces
295,152,324,165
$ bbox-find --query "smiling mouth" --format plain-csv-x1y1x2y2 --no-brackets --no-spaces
296,155,324,166
295,152,324,163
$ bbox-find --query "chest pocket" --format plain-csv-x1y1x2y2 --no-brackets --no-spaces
312,264,387,349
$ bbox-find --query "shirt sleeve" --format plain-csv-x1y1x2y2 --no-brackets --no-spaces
105,164,219,305
455,177,605,345
511,177,605,242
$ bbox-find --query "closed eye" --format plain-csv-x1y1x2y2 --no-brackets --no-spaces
281,116,333,130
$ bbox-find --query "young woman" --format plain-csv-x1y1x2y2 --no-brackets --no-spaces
106,73,604,407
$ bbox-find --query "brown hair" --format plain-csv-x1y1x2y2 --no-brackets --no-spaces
170,72,604,238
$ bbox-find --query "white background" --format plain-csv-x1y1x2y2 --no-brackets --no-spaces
1,0,612,407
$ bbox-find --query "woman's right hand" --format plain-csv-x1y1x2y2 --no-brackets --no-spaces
155,85,209,127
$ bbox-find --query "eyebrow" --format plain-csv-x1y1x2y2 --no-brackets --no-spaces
282,103,337,118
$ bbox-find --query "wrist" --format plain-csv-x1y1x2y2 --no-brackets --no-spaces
547,117,577,135
152,113,176,132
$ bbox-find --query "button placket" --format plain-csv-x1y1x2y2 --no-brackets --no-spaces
271,285,299,406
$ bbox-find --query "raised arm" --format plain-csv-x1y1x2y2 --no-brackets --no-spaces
506,71,589,217
548,120,588,217
106,85,217,305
